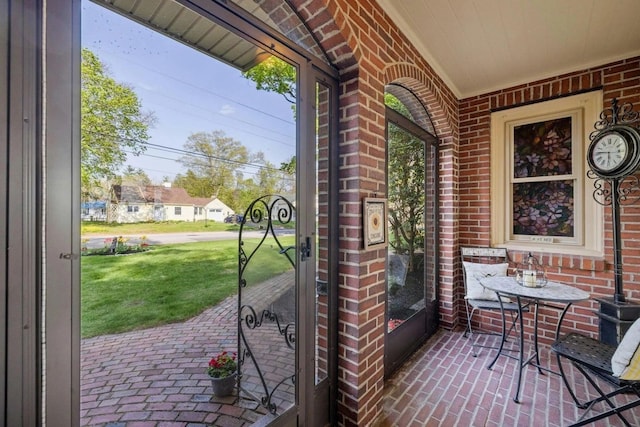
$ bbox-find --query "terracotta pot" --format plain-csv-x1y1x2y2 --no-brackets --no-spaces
210,372,237,397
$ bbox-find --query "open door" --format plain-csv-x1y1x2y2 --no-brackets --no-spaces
384,102,440,377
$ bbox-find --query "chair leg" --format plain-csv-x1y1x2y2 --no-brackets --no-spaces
569,362,637,427
464,303,473,337
556,354,584,408
464,304,479,357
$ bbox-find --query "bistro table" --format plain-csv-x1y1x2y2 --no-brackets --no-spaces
480,276,590,403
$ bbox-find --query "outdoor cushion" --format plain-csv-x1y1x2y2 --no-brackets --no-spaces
612,317,640,377
620,346,640,380
463,261,510,302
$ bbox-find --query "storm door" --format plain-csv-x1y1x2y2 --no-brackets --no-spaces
41,0,338,425
384,103,439,377
236,73,338,426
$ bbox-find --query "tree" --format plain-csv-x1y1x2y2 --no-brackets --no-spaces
81,48,155,197
386,94,425,273
178,131,251,205
116,166,152,187
280,156,296,175
243,56,296,104
173,170,215,199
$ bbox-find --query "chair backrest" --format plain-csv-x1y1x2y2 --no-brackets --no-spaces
460,247,510,301
461,247,508,261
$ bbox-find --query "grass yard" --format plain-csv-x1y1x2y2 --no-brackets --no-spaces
81,238,294,338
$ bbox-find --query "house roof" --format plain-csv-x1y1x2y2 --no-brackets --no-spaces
111,185,213,206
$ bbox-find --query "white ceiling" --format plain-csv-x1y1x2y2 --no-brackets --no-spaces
375,0,640,99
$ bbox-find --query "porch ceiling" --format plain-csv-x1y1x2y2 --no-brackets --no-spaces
95,0,272,71
375,0,640,99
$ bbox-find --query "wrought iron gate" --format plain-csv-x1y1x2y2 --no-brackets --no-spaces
237,194,296,414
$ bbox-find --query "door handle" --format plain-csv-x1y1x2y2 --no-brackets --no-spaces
301,236,311,261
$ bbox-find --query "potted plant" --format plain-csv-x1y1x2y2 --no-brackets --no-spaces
207,351,237,397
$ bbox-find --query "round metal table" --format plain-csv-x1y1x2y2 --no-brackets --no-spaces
480,276,590,403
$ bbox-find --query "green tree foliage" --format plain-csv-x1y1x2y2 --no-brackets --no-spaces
280,156,296,175
243,56,296,104
386,94,425,272
81,48,154,197
117,166,152,187
176,131,291,213
177,131,250,204
173,170,215,199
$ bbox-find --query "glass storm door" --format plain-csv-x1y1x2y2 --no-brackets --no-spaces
42,0,338,425
385,107,439,377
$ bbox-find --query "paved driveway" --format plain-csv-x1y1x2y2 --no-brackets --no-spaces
83,230,293,249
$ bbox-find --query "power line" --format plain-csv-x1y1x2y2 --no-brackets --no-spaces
140,89,295,145
96,49,295,125
123,152,295,183
86,130,293,173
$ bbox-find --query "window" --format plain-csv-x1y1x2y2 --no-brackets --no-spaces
174,207,182,215
127,205,139,213
490,91,603,256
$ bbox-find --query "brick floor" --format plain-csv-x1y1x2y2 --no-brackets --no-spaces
81,274,295,427
377,329,640,426
83,273,640,426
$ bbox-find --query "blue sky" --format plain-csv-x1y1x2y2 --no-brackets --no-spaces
81,0,296,183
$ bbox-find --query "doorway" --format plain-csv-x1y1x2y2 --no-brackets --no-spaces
384,92,439,377
41,0,339,425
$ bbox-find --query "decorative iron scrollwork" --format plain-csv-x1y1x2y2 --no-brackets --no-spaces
590,98,640,139
586,99,640,303
237,194,296,414
588,170,640,206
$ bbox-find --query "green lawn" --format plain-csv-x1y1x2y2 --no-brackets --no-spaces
81,238,294,338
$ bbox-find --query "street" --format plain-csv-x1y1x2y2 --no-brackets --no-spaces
82,230,294,249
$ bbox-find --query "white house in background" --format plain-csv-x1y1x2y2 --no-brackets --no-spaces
108,184,234,223
194,197,235,222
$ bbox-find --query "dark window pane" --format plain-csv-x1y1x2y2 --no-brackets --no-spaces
513,117,572,178
512,180,574,237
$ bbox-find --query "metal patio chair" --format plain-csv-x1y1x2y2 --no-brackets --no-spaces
552,320,640,427
461,246,526,357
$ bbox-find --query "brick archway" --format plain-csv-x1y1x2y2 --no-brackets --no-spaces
287,1,460,425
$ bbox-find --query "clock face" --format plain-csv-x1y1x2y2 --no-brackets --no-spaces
591,132,628,172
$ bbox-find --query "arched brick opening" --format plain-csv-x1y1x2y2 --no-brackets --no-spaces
288,1,461,425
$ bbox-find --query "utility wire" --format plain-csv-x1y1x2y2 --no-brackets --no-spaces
86,130,294,172
96,49,295,125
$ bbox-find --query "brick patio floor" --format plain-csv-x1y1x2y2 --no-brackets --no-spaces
81,273,295,427
379,329,640,426
82,278,640,426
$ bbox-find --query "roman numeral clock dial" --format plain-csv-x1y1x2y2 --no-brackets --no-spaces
593,134,626,171
588,126,640,179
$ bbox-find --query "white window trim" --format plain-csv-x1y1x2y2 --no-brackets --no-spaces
490,91,604,257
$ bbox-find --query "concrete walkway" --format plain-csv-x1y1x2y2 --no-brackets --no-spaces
81,273,295,426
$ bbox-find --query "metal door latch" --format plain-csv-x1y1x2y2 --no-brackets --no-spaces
300,236,311,261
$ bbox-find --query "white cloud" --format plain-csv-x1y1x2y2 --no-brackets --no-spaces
219,104,235,115
137,82,155,91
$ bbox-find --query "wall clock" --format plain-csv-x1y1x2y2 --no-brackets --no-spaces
587,125,640,179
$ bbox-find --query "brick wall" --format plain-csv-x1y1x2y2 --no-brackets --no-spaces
292,0,459,425
289,0,640,425
459,57,640,342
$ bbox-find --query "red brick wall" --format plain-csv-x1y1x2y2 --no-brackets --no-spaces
290,0,640,425
459,57,640,343
291,1,459,425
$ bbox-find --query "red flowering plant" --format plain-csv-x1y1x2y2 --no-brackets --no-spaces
207,351,237,379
